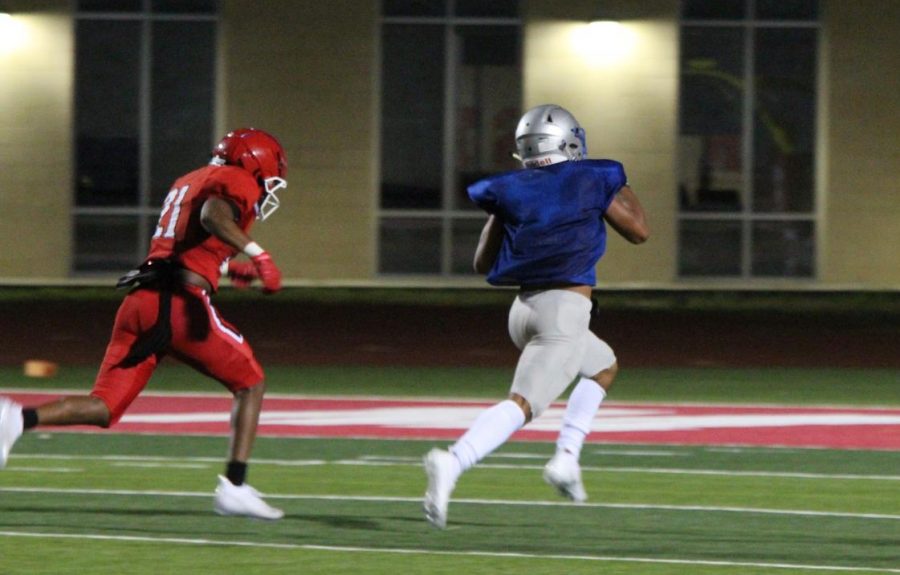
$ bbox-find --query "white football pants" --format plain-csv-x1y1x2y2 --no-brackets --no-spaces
507,289,616,418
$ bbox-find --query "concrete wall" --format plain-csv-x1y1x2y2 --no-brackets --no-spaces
521,0,680,285
0,1,72,278
819,0,900,287
220,0,378,281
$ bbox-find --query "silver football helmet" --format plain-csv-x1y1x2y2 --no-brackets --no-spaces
514,104,587,168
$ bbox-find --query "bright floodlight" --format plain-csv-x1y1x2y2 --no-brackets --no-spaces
0,13,28,54
572,20,636,67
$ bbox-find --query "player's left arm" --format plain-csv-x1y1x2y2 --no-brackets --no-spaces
473,214,504,274
200,196,253,251
603,185,650,244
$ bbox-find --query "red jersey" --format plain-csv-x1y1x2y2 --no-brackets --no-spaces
147,165,260,290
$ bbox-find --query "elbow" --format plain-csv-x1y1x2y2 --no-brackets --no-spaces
629,226,650,245
198,200,220,235
199,212,214,234
473,247,493,274
473,251,496,274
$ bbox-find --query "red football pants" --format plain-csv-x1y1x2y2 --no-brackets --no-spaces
91,284,264,424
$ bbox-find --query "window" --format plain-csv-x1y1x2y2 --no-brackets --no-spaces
74,0,217,272
379,0,521,275
678,0,818,278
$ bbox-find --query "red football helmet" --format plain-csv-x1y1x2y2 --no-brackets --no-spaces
211,128,288,220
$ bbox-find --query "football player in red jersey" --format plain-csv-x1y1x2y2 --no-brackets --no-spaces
0,128,288,520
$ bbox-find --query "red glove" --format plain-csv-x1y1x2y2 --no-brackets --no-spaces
226,260,258,289
251,252,282,294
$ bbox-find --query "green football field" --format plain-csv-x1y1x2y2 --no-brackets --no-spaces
0,365,898,574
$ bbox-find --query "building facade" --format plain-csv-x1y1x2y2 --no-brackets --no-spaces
0,0,897,288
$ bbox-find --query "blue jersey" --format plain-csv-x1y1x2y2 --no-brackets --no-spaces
468,159,626,287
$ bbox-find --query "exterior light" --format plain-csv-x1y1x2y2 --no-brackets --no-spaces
0,10,28,54
572,20,636,67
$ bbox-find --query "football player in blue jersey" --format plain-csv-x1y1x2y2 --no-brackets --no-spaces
424,104,649,528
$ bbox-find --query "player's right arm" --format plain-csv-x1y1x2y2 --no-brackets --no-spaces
474,214,504,274
200,196,282,294
603,185,650,244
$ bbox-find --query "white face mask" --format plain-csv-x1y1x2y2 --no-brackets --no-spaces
256,177,286,221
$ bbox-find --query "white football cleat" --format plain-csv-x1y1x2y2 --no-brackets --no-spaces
423,448,459,529
543,452,587,503
214,475,284,520
0,398,24,470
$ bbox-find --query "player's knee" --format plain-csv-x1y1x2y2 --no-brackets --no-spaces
237,380,266,399
592,361,619,391
251,380,266,395
508,393,533,423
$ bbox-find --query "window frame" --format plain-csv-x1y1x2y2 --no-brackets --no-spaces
72,0,219,274
677,0,820,280
378,2,521,277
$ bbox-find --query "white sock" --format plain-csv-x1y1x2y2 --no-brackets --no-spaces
450,399,526,473
556,378,606,459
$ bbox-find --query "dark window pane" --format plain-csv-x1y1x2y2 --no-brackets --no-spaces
74,215,141,271
152,0,218,14
459,25,518,66
379,219,442,274
451,219,483,274
383,0,446,17
381,25,444,209
753,28,816,213
679,220,743,276
755,0,818,20
456,0,518,18
454,25,521,210
752,220,814,277
151,21,216,204
678,26,744,213
75,20,141,206
77,0,142,12
682,0,745,20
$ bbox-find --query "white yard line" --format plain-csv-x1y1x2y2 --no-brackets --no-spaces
0,530,897,573
13,454,328,466
10,451,900,483
0,486,897,521
110,462,209,469
335,457,900,481
1,466,82,473
3,388,897,410
11,453,900,481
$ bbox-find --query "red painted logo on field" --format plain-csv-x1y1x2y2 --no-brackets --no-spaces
5,392,900,450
